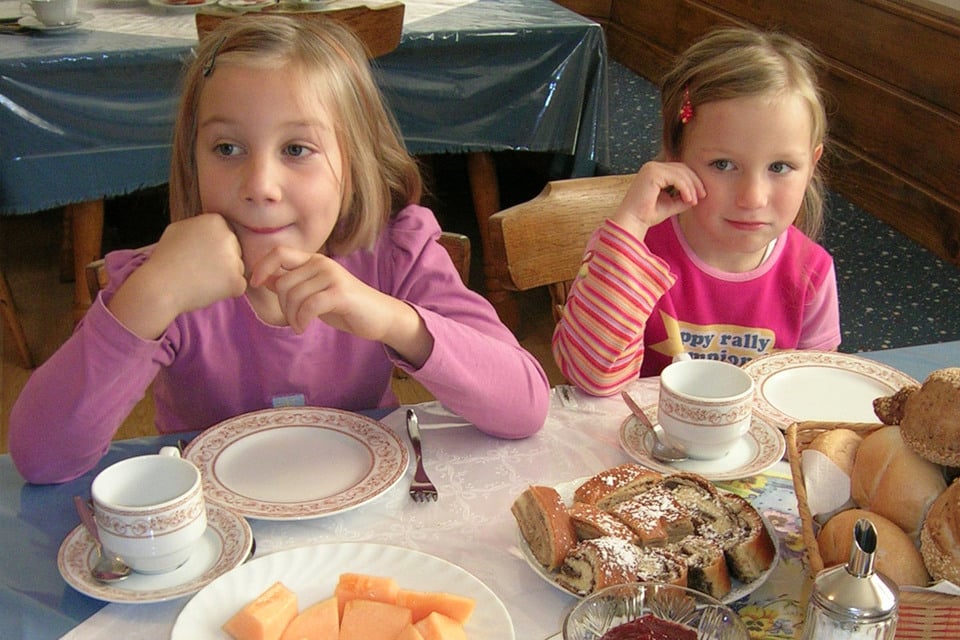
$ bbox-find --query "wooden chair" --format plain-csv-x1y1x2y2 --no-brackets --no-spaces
486,174,633,329
195,2,405,58
0,269,33,369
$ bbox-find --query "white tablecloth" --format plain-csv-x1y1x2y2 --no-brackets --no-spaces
60,378,808,639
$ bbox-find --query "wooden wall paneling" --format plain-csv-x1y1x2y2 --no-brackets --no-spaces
596,0,960,265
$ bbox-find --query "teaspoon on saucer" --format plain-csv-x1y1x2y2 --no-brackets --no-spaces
620,391,688,463
72,495,132,583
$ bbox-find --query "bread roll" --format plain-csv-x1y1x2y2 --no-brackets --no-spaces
818,508,930,587
850,426,946,540
900,368,960,466
808,428,863,477
920,478,960,585
511,485,576,570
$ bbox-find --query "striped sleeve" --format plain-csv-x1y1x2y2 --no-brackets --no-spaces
552,219,675,396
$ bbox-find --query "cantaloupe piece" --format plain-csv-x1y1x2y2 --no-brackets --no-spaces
338,599,412,640
279,596,339,640
412,612,467,640
222,581,299,640
334,573,399,618
395,626,426,640
396,589,476,624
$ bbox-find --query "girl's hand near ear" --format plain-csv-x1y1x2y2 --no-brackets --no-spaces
611,161,706,240
108,214,247,339
250,246,433,368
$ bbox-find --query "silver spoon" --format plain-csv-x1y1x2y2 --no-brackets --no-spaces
620,391,688,462
73,495,132,583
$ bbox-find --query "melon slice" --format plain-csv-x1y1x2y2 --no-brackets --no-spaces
396,589,476,624
413,612,468,640
395,626,426,640
334,573,400,618
279,595,339,640
338,599,412,640
222,581,299,640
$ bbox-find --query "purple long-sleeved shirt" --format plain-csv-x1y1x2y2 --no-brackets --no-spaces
10,205,550,484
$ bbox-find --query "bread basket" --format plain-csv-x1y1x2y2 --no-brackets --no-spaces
786,420,960,638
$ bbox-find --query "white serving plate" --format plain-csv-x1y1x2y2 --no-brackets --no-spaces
516,478,779,605
172,542,514,639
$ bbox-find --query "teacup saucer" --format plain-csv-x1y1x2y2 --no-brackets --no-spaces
619,406,785,481
18,12,91,32
58,503,252,604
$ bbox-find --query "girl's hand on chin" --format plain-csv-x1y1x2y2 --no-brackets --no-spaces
145,213,247,314
250,246,394,339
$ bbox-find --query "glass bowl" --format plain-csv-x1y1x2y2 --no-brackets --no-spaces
562,582,749,640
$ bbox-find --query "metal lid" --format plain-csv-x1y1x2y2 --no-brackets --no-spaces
810,519,899,621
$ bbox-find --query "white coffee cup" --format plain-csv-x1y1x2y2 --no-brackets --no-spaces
657,359,754,460
91,448,206,574
20,0,77,26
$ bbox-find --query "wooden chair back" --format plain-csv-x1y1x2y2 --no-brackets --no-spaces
487,174,633,324
85,231,471,303
195,2,405,59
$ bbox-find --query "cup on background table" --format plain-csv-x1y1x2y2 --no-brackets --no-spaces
657,358,754,460
91,447,207,574
20,0,77,26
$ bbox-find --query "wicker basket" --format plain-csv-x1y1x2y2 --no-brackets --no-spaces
786,421,960,638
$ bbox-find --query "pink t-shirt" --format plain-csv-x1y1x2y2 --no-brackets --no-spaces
553,217,840,395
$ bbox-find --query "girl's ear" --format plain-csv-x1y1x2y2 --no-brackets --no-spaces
812,143,824,165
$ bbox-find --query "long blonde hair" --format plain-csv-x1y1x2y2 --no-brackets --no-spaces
661,27,829,241
168,15,422,254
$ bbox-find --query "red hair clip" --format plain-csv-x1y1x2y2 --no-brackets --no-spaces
679,87,694,124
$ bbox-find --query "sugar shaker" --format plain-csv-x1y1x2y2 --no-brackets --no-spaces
800,518,899,639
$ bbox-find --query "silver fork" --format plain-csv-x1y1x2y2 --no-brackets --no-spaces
406,408,438,502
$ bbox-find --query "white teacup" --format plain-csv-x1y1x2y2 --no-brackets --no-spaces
91,448,206,575
20,0,77,26
657,359,754,460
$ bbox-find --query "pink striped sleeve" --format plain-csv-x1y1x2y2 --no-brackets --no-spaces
552,219,675,396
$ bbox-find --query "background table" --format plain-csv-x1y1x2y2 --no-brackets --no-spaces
2,342,957,640
0,0,608,320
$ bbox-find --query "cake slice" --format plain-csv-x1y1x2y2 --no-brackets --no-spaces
669,535,732,600
511,485,577,570
573,463,663,510
722,494,776,582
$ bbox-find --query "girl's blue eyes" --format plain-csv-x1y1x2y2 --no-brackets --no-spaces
212,144,311,157
710,159,794,174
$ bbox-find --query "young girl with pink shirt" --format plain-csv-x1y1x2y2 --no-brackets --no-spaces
553,28,841,396
10,16,549,484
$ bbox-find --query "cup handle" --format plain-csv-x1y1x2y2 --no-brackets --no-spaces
20,2,35,16
672,352,692,363
158,446,182,458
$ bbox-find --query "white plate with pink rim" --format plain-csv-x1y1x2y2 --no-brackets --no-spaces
515,478,779,606
172,542,514,639
741,350,919,429
57,502,253,604
183,407,408,520
619,409,785,481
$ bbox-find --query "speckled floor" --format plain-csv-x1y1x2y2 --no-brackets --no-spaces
596,61,960,354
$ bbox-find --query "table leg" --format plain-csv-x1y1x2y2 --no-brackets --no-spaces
69,200,104,323
466,152,520,332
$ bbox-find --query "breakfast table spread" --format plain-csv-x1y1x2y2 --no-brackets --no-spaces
2,341,959,639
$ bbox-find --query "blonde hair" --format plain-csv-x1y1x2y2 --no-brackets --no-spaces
661,27,828,241
169,15,422,254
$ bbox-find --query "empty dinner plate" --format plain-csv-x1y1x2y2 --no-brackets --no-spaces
183,407,408,520
742,351,918,429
